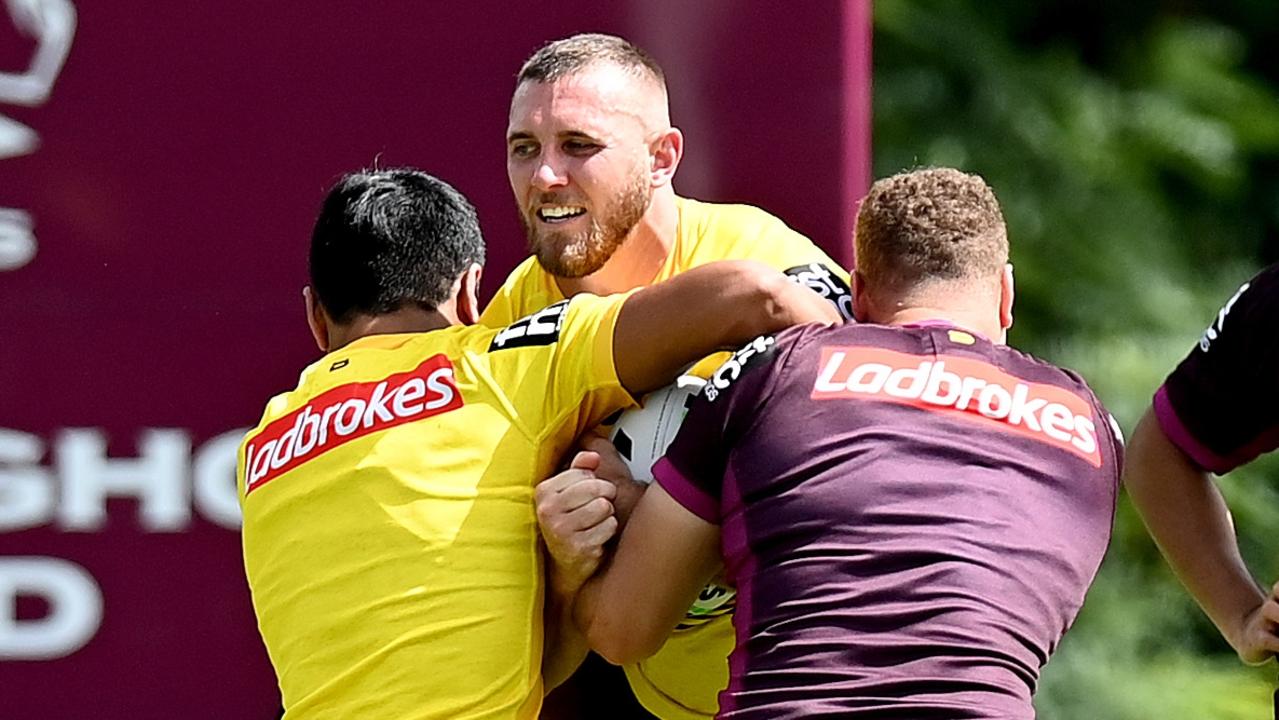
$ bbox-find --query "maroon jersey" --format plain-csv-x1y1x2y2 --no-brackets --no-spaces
1155,264,1279,473
653,322,1123,719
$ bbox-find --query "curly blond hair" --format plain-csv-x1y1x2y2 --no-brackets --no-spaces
855,167,1008,294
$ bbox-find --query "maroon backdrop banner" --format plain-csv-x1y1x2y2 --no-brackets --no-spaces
0,2,869,716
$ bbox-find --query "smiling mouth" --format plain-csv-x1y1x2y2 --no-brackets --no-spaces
536,205,587,223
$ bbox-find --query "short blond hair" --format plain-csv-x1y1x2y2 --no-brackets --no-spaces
517,33,665,91
855,167,1008,294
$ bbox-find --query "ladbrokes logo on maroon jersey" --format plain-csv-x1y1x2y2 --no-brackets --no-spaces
242,355,463,494
812,347,1101,467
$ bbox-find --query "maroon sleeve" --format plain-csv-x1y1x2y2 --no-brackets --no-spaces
652,326,810,523
1155,264,1279,474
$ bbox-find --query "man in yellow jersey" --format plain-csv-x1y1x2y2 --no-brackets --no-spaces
484,33,853,719
238,168,837,720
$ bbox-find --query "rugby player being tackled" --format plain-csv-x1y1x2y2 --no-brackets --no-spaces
576,168,1123,719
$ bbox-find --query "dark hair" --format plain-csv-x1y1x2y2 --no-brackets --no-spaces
309,169,485,323
517,33,665,89
855,167,1008,292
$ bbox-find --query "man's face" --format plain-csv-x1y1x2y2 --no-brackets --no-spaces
506,65,655,278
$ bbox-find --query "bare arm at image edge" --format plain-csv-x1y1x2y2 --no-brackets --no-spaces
1125,408,1279,663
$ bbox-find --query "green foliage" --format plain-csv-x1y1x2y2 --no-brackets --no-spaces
873,1,1279,716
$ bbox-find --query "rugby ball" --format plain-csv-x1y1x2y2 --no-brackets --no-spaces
609,375,705,484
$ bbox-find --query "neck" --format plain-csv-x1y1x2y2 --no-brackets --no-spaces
327,306,455,350
555,188,679,297
875,305,1006,344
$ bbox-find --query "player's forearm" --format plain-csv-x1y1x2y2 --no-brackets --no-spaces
1125,409,1265,649
717,261,839,345
575,485,722,666
573,563,667,666
542,567,591,691
614,260,836,394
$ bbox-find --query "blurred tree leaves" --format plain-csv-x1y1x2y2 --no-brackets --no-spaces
873,1,1279,717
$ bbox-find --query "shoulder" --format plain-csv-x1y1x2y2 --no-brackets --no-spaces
677,196,845,279
482,294,625,356
480,256,558,327
477,299,572,354
1244,261,1279,298
680,196,800,240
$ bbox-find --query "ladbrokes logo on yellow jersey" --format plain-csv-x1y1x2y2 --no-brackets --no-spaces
811,347,1101,467
243,355,464,494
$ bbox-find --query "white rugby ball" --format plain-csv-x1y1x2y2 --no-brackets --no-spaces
609,375,705,484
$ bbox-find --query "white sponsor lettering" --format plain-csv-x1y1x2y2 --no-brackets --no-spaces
847,362,889,393
425,368,456,410
1074,417,1099,455
816,357,1096,455
814,350,847,393
243,365,459,491
977,382,1011,419
1007,385,1046,431
393,377,426,415
332,398,365,437
362,382,394,425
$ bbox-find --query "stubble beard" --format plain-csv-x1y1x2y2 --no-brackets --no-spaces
523,176,652,279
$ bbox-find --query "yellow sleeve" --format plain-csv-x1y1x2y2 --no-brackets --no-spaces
483,294,637,445
543,293,637,438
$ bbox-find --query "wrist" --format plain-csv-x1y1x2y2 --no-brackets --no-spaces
548,562,589,599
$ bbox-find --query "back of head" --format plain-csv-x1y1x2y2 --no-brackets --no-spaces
855,167,1008,299
309,169,485,324
517,32,667,98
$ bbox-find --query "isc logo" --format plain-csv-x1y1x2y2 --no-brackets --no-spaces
242,355,463,494
811,347,1101,466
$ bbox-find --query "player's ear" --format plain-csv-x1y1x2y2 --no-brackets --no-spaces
649,127,683,188
999,263,1014,333
456,263,484,325
851,270,873,324
303,286,330,352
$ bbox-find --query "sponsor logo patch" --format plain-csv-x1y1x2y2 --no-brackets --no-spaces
784,263,854,321
243,355,463,494
489,300,569,351
811,347,1101,466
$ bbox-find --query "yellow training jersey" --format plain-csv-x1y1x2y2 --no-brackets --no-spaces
481,197,851,720
237,294,634,720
